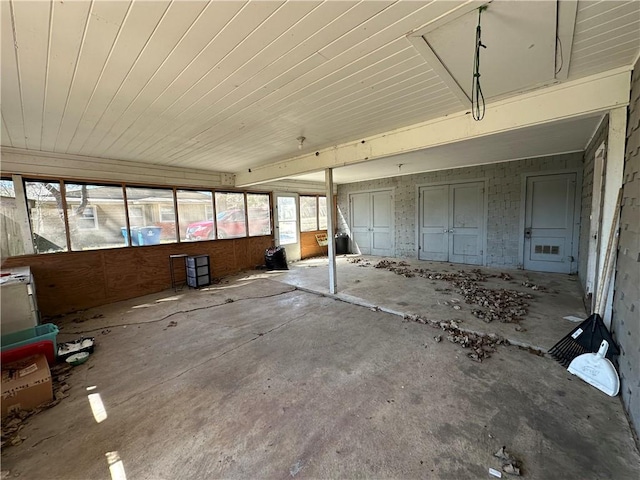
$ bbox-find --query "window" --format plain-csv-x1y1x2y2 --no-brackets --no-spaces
215,192,246,239
76,206,98,230
318,196,327,230
300,196,318,232
159,206,176,223
65,183,127,251
0,178,28,257
177,190,214,242
128,206,144,227
2,174,275,256
25,180,68,253
247,193,271,237
300,195,328,231
125,187,176,245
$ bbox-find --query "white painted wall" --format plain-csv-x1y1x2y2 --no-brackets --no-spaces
1,148,234,188
337,153,584,268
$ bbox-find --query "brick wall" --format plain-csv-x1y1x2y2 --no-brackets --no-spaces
578,116,609,298
337,153,583,267
613,57,640,436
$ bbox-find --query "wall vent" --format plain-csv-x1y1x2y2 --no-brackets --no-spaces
535,245,560,255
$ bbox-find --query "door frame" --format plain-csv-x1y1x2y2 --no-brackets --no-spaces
586,144,606,307
348,187,395,256
274,192,301,262
415,179,488,265
518,169,582,273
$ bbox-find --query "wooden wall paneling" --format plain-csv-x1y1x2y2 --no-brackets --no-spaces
301,230,329,259
3,251,107,315
232,238,249,273
209,240,236,276
1,236,273,316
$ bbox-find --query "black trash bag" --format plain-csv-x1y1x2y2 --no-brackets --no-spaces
265,246,288,270
335,232,349,255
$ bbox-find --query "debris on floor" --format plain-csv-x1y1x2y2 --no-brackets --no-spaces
347,258,371,267
521,281,546,291
373,259,415,277
57,337,95,361
494,446,522,476
489,467,503,478
408,314,507,361
164,320,178,330
1,363,75,450
356,261,543,324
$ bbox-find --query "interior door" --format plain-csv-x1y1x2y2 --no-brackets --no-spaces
449,182,484,265
419,182,484,264
350,192,371,255
371,191,393,256
419,185,449,261
349,190,393,256
274,193,301,262
524,173,577,273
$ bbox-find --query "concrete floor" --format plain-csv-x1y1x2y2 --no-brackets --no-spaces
263,255,592,352
2,262,639,479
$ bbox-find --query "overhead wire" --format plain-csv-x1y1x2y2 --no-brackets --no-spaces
555,35,564,75
472,5,488,121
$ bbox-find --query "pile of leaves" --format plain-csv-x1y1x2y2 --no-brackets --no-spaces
357,261,541,324
408,315,508,362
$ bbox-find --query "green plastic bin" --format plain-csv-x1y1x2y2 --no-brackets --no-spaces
1,323,59,356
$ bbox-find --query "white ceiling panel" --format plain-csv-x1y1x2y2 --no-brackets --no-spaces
1,1,26,149
1,0,638,183
569,0,640,78
424,0,557,99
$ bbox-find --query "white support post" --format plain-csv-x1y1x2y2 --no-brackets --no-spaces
325,168,337,294
601,107,627,328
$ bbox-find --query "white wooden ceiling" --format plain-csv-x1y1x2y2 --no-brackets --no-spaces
1,0,639,180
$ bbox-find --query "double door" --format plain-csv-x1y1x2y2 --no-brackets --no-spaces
419,182,484,265
350,190,393,256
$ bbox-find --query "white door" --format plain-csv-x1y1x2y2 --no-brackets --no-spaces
524,173,577,273
274,193,301,262
350,192,371,254
419,185,449,261
350,190,393,256
371,191,393,256
419,182,484,265
449,183,484,265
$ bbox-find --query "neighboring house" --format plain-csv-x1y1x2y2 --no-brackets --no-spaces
29,186,213,251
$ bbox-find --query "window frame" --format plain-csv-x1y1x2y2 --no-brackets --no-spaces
76,205,99,230
1,174,274,256
246,192,272,237
159,205,176,223
299,194,328,232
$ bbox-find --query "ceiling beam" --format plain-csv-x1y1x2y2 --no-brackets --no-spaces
236,68,631,187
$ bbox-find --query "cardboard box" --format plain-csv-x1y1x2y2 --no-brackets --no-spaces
1,354,52,418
